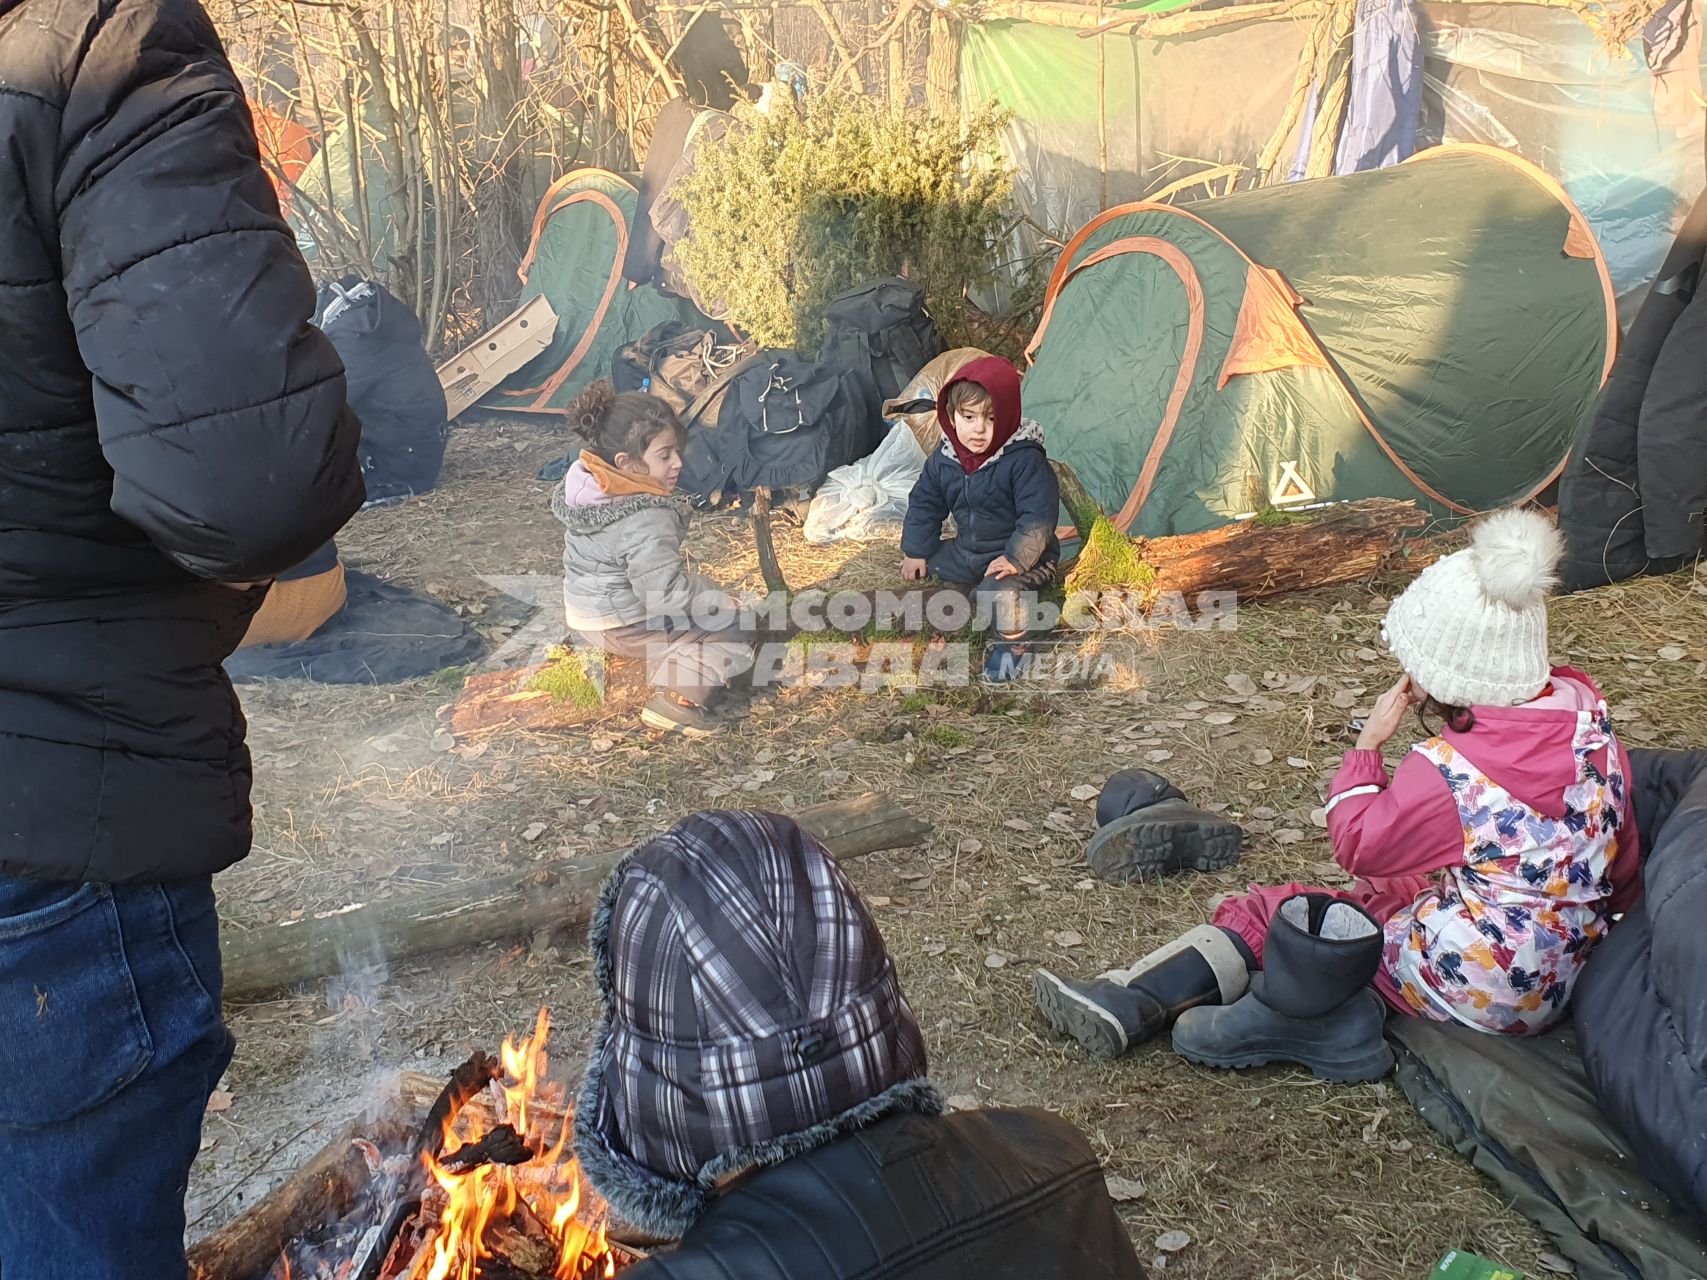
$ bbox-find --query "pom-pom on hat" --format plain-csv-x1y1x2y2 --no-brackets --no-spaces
1381,508,1564,707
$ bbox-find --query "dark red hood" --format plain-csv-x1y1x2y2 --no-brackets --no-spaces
937,356,1023,474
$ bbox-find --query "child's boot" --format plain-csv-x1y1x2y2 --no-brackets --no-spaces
1171,893,1394,1084
1086,768,1244,883
1032,925,1252,1059
639,693,718,738
980,639,1033,683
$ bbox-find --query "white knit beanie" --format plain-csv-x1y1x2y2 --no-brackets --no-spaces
1381,508,1563,708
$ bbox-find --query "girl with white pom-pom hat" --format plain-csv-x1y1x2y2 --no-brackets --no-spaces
1035,509,1641,1082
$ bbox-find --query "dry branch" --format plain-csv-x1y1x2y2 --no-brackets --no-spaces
220,794,931,1001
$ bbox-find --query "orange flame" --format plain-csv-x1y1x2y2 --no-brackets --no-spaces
409,1008,616,1280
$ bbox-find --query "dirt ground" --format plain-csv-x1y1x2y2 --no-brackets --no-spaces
187,414,1707,1278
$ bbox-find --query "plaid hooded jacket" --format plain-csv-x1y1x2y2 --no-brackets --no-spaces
577,811,1148,1280
575,809,941,1238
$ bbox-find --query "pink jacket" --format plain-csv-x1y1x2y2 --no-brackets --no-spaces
1324,667,1642,923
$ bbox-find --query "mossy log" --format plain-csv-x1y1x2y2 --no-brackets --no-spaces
1051,461,1426,602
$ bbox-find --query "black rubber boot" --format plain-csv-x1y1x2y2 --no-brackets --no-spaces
1086,799,1244,883
1033,926,1251,1059
1095,769,1188,827
1171,894,1394,1084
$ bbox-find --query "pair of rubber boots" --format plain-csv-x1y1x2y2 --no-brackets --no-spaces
1086,769,1243,884
1032,892,1394,1083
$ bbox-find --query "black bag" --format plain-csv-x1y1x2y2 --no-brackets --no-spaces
677,353,883,503
316,277,448,504
818,277,947,404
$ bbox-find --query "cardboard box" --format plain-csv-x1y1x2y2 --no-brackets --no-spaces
437,293,559,420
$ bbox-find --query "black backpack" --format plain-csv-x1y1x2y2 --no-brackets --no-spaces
818,277,947,405
677,353,884,503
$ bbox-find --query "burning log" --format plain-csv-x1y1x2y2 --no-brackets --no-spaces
220,793,930,1002
187,1110,411,1280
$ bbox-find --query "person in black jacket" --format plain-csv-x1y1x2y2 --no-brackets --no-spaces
0,0,364,1272
574,810,1147,1280
900,356,1061,682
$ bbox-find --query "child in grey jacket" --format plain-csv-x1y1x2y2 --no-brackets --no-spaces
554,381,753,736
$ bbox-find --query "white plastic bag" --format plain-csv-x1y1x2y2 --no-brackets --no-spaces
802,421,928,544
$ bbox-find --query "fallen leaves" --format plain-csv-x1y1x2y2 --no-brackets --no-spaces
1659,645,1686,661
1155,1230,1192,1254
1054,930,1084,948
1070,783,1101,802
1251,748,1274,766
205,1090,235,1114
521,822,548,842
984,952,1008,969
1103,1174,1147,1202
1145,749,1175,764
1224,673,1258,698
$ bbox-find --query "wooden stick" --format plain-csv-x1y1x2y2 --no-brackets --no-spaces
751,487,789,594
606,0,685,97
221,794,930,1002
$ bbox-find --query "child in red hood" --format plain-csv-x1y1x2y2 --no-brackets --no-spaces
1035,509,1640,1082
899,356,1060,681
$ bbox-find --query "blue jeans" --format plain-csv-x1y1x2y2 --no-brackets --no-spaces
0,875,233,1280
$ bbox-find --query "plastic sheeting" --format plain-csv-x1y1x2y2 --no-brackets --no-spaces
962,1,1704,319
1416,2,1707,320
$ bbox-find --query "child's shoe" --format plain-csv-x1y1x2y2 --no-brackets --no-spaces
639,693,718,738
981,640,1032,683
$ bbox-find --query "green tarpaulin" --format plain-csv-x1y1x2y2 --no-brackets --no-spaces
1021,145,1616,536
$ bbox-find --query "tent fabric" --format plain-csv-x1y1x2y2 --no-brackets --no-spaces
224,571,486,685
488,168,705,412
1389,1017,1707,1280
1022,144,1616,538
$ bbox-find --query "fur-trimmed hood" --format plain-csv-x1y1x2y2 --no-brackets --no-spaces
937,417,1046,472
552,470,687,537
574,811,941,1240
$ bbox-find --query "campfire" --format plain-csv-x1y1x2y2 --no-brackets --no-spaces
216,1009,633,1280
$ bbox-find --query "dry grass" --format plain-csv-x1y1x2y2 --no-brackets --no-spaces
197,419,1707,1275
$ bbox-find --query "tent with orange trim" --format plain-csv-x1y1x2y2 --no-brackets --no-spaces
1022,144,1618,538
486,168,704,412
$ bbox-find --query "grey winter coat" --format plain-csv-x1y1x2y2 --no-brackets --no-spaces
553,462,711,630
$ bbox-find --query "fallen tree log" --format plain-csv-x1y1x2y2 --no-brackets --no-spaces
1051,460,1426,603
221,793,930,1002
1142,497,1427,603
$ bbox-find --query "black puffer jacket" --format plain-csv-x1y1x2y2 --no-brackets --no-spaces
0,0,364,883
1558,191,1707,591
1575,749,1707,1228
624,1108,1148,1280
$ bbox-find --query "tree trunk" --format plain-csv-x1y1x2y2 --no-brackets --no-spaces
187,1110,412,1280
220,794,929,1002
1051,460,1426,602
1145,497,1426,602
925,9,961,115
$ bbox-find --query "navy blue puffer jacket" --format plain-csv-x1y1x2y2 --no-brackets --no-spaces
901,431,1060,571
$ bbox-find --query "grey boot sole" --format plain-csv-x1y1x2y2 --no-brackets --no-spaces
1086,805,1243,884
1032,969,1129,1060
1171,996,1395,1085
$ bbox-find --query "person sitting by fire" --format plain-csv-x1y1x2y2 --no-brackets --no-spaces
573,809,1148,1278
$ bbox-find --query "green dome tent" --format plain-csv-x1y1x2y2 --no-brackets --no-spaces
487,168,703,412
1022,145,1617,538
